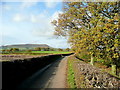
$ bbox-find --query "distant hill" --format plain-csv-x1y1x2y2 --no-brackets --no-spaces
0,44,51,50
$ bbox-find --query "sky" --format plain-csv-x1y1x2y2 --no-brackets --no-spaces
0,1,70,48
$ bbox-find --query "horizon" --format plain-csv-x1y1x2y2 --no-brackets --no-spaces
0,43,70,49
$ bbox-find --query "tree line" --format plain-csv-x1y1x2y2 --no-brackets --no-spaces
52,2,119,75
1,47,70,53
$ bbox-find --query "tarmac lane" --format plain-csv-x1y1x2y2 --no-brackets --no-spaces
18,56,68,89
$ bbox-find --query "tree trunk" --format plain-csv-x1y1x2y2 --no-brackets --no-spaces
111,64,116,75
90,54,94,65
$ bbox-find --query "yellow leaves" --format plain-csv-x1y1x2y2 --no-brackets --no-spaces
114,39,119,43
107,19,114,23
94,39,98,43
106,48,110,52
97,34,102,38
111,47,115,50
83,38,86,41
114,24,119,29
114,39,119,48
114,44,118,47
113,53,119,58
73,33,79,39
104,41,107,44
89,52,92,54
109,2,117,6
105,23,113,29
114,15,119,20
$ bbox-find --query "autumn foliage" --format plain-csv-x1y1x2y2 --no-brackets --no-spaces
52,2,120,75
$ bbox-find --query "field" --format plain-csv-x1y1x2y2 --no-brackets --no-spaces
1,51,71,54
31,51,71,54
0,51,72,61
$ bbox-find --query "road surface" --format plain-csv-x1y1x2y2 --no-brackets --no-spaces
18,56,68,89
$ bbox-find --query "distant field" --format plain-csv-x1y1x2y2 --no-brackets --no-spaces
0,51,72,61
1,51,72,55
31,51,71,54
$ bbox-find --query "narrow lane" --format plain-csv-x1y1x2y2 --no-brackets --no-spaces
18,56,68,89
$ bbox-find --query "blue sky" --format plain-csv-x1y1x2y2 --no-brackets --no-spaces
0,1,70,48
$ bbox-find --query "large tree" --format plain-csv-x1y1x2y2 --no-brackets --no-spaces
52,2,119,74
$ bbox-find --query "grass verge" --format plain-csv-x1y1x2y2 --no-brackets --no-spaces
67,56,77,88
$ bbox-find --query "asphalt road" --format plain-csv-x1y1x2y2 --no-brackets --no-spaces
18,56,68,89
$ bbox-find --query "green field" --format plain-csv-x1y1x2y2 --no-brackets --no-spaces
31,51,71,54
1,50,72,55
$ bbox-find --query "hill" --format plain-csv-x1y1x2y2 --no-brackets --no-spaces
0,44,51,50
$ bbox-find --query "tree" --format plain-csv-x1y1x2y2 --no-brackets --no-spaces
52,2,101,65
99,2,119,75
58,48,63,51
9,48,19,52
49,48,55,51
2,49,5,53
45,48,50,51
35,47,41,51
52,2,119,74
66,48,70,51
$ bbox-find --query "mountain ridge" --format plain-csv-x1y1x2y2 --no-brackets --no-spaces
0,44,51,49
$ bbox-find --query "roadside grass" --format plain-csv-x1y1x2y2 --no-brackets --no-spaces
67,56,77,88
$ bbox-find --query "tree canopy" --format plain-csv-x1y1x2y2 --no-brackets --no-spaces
52,2,120,73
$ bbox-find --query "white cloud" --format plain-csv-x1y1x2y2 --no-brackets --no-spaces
12,10,63,37
31,19,54,37
32,28,53,37
31,10,62,38
13,14,25,22
30,15,37,23
45,0,59,8
20,0,38,9
30,12,47,23
45,2,57,8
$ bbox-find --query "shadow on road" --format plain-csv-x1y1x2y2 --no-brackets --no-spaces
17,56,65,89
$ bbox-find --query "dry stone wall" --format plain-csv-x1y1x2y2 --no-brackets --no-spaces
73,57,120,88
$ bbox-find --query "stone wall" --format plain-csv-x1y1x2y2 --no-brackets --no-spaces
72,56,120,88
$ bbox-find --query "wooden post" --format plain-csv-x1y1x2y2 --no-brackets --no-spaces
111,64,116,75
90,54,94,65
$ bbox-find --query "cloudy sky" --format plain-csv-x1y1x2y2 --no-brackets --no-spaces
0,0,70,48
